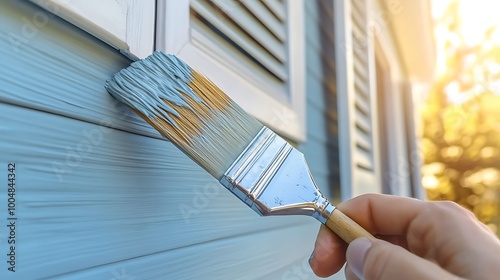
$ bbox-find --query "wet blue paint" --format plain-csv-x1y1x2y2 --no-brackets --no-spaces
106,52,201,126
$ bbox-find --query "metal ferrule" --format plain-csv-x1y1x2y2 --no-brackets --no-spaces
219,127,335,224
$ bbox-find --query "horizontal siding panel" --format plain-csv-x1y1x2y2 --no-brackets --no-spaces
0,103,304,279
306,73,337,113
0,1,165,141
306,1,335,50
305,36,336,64
311,175,330,193
308,55,336,83
326,108,339,123
305,102,327,142
299,139,329,176
306,62,336,90
305,1,321,50
306,130,329,147
305,42,336,78
306,44,325,77
303,0,339,203
306,81,336,114
49,220,318,280
306,110,336,144
317,0,336,42
1,1,341,279
305,28,322,53
304,0,319,16
305,31,336,66
306,76,326,110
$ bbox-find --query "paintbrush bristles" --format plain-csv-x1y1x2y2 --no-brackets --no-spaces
106,52,263,179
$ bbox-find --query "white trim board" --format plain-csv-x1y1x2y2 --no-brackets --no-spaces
29,0,155,60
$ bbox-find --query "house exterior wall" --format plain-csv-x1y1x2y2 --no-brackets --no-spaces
1,0,428,278
0,0,340,279
301,0,341,202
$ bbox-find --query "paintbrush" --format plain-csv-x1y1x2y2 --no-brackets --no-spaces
105,51,373,243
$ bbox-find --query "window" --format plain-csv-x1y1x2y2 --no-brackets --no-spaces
157,0,306,142
29,0,155,60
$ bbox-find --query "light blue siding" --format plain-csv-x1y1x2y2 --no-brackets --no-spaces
2,102,320,279
300,0,341,201
0,0,341,279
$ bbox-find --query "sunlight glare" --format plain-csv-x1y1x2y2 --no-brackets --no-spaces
459,0,500,46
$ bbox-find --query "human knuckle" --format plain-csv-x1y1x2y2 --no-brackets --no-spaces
432,201,467,216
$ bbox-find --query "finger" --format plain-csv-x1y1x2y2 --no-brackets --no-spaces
377,234,408,250
309,231,410,277
336,193,425,236
344,264,360,280
339,194,500,278
336,194,480,253
310,225,348,277
346,238,459,280
408,201,500,278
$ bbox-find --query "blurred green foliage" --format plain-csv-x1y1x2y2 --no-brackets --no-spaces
423,0,500,235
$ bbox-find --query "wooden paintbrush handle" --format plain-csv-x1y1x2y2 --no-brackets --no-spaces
326,209,374,243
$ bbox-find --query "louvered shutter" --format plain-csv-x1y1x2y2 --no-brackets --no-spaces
157,0,305,141
334,0,381,199
351,0,375,172
190,0,289,97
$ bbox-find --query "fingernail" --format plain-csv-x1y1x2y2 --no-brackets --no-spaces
308,250,316,269
346,238,372,279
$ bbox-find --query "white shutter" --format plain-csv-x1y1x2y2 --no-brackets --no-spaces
157,0,306,142
334,0,381,199
189,0,288,97
351,0,375,172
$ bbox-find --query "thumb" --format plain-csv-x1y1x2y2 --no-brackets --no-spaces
346,238,457,280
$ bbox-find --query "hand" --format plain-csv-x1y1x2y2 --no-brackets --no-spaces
309,194,500,279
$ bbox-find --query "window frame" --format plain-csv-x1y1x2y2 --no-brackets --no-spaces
29,0,155,60
156,0,306,142
375,33,414,198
